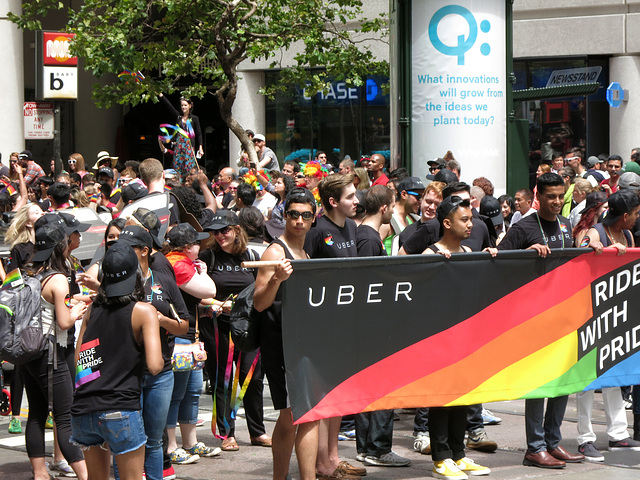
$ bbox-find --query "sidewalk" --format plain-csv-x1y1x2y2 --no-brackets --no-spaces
0,390,639,479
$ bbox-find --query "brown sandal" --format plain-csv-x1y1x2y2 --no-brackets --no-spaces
221,437,239,451
336,461,367,476
250,435,272,447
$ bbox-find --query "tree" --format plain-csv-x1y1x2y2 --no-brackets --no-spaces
10,0,388,164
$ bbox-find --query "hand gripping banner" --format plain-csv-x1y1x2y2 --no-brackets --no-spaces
280,249,640,423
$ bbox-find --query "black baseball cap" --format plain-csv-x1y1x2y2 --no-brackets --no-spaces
436,195,471,223
433,168,458,185
397,176,425,193
101,243,139,298
35,212,90,236
204,209,239,231
117,225,153,251
427,158,446,168
98,167,114,178
166,223,209,248
18,150,32,161
32,223,66,263
579,191,608,214
132,208,163,249
121,182,148,204
602,190,640,226
480,196,503,226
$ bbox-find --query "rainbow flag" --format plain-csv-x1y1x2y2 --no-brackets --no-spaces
2,269,23,289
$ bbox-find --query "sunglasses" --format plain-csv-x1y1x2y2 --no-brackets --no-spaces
286,210,314,221
212,226,231,235
68,160,76,164
429,166,442,173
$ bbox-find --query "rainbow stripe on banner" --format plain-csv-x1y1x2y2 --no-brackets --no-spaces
282,249,640,423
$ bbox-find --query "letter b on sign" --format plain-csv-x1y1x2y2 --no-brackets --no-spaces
50,73,63,91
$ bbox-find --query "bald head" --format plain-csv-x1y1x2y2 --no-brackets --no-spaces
219,167,237,187
368,154,386,173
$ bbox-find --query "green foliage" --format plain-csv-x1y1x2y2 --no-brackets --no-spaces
9,0,388,152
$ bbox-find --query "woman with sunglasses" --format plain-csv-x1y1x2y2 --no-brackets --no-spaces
199,209,271,451
67,153,87,178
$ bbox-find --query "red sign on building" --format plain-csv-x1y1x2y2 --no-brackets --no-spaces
42,32,77,66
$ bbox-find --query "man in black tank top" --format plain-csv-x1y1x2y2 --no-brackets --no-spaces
498,173,584,469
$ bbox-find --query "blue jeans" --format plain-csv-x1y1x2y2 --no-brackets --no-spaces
114,370,174,480
355,410,394,457
524,396,568,453
71,410,146,456
166,338,203,427
143,370,174,480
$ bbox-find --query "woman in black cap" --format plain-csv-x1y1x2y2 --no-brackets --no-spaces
22,222,88,480
200,209,271,451
163,223,220,463
71,243,163,480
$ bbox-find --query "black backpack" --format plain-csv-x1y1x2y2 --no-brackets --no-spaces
0,270,58,365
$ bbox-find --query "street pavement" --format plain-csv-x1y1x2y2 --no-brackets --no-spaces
0,386,639,479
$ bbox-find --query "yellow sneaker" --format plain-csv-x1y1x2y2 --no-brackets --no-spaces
432,458,468,479
455,457,491,476
45,413,53,429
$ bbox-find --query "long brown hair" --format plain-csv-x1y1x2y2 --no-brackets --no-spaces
208,225,248,256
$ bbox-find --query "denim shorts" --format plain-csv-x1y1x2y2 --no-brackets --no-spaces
70,410,147,456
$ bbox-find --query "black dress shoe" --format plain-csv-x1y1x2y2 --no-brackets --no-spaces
523,450,566,469
548,445,585,463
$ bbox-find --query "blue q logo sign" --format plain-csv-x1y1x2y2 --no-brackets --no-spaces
428,5,491,66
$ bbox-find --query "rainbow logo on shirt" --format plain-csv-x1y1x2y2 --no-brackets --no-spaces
151,284,163,296
560,223,568,233
75,338,102,388
324,235,334,246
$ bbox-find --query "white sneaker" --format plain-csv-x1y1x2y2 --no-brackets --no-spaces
456,457,491,476
432,458,468,479
49,459,77,477
414,432,431,454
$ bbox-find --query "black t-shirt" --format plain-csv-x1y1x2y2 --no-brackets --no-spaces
304,215,358,258
402,216,491,253
145,266,190,373
7,242,35,273
199,248,259,319
398,220,423,249
151,251,176,281
498,212,573,250
356,224,386,257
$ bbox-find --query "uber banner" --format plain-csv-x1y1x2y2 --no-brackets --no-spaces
281,249,640,423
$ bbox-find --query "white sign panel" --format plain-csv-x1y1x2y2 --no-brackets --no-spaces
42,66,77,99
24,102,54,140
412,0,507,192
545,67,602,88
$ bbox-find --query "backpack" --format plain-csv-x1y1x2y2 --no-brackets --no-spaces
0,270,57,365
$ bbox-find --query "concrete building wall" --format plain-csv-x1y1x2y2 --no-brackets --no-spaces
0,1,25,158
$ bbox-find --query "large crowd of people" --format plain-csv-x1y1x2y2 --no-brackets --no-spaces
1,140,640,480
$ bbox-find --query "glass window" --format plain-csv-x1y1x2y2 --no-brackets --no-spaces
265,72,390,167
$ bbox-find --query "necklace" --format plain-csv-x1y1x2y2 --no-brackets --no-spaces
605,226,627,247
535,213,565,249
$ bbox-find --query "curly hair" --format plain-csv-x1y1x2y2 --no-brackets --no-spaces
170,186,202,219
